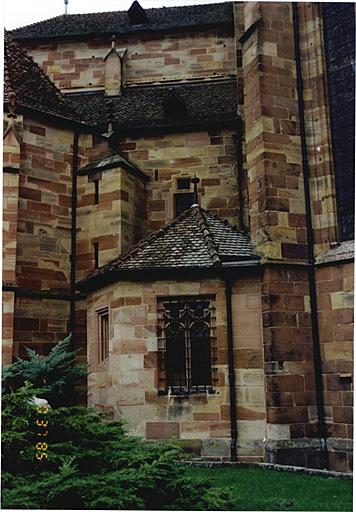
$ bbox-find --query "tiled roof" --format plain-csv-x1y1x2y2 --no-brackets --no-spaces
11,2,233,41
77,150,149,182
316,240,354,265
78,206,260,290
67,79,239,131
3,32,80,122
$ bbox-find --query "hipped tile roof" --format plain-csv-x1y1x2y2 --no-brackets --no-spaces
77,150,149,182
67,79,239,131
11,2,233,41
78,205,260,290
4,32,80,122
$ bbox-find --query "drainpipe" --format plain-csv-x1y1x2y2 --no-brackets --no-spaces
69,131,79,346
225,278,238,462
292,3,329,469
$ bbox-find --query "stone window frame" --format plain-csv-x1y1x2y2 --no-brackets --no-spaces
96,306,109,364
174,175,194,218
156,294,217,396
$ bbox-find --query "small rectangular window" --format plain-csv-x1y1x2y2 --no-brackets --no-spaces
174,192,194,217
97,308,109,363
177,178,191,190
94,179,99,205
93,242,99,269
157,296,216,394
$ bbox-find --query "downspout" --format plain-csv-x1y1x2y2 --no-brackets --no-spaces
69,131,79,345
292,3,329,469
225,278,238,462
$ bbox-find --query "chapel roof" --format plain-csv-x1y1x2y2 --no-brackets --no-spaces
11,2,233,41
3,31,81,122
67,79,239,132
77,205,260,292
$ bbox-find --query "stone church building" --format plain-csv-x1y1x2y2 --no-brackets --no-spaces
3,2,354,471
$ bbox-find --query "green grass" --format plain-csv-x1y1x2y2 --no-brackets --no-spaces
185,466,353,511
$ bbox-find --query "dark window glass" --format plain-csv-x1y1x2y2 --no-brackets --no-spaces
97,308,109,362
323,3,355,240
177,178,191,190
174,192,194,217
158,297,214,394
94,179,99,205
93,242,99,269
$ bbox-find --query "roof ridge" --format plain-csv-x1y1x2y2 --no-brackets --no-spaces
4,34,16,105
192,206,221,266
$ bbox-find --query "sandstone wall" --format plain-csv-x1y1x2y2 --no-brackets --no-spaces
13,296,70,358
241,2,308,262
86,276,266,461
297,3,338,256
76,166,147,281
23,29,236,91
316,261,353,472
2,292,15,364
16,118,75,291
118,129,239,232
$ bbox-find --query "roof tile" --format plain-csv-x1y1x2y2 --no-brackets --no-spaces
67,79,238,130
11,2,233,41
79,205,260,289
4,32,79,121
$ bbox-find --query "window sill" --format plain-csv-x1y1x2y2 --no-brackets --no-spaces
158,386,215,397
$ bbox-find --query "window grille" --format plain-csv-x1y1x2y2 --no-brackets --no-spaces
97,308,109,363
157,296,216,395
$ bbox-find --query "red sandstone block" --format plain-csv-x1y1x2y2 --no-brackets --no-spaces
193,412,220,422
267,375,304,392
30,125,46,137
325,374,352,392
144,352,157,369
146,422,179,439
19,188,42,202
267,406,308,424
125,297,142,306
333,406,353,424
27,201,51,213
209,422,230,438
234,349,263,368
201,178,220,186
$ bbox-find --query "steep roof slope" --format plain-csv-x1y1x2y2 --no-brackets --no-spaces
4,32,79,121
78,205,260,291
67,79,239,132
11,2,233,41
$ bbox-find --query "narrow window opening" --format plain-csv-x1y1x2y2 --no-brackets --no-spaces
94,179,99,205
93,242,99,269
97,308,109,363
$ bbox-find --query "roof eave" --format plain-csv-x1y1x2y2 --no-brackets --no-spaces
4,101,100,133
76,259,261,294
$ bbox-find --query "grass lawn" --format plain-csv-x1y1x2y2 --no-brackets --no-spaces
185,466,353,511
